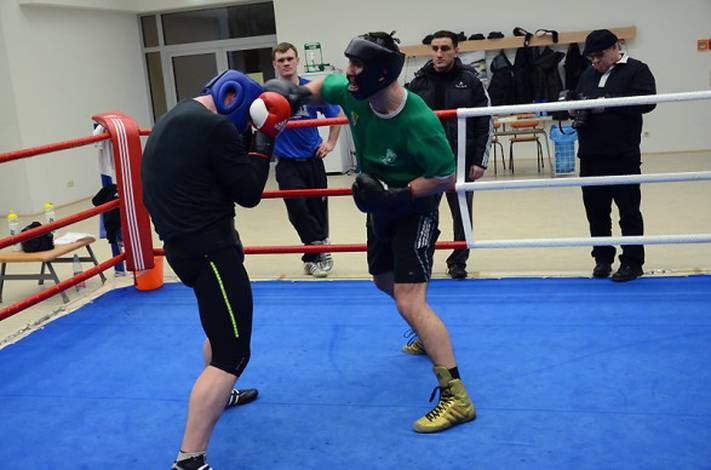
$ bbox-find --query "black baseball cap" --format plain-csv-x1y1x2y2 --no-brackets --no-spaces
583,29,619,56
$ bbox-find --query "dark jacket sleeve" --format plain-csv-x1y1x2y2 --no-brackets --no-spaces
209,121,270,208
614,62,657,116
465,74,492,169
405,75,424,95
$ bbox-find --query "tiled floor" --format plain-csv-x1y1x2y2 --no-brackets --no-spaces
2,151,710,344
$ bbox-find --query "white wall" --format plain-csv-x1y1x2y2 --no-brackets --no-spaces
0,17,32,215
0,2,151,215
274,0,711,155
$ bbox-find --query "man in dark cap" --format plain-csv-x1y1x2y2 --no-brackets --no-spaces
574,29,656,282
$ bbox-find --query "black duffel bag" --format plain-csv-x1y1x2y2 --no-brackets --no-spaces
21,221,54,253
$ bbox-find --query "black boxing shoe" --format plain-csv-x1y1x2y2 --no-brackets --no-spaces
448,265,468,280
592,261,612,278
611,265,643,282
225,388,258,409
172,455,212,470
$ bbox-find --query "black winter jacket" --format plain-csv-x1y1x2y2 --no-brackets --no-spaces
407,58,492,170
574,55,656,160
534,46,565,103
564,43,587,91
513,46,536,104
488,50,515,106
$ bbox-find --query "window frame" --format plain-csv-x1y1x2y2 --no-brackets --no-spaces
138,3,276,123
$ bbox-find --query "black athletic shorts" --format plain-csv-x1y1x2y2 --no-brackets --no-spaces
366,208,440,283
165,244,252,377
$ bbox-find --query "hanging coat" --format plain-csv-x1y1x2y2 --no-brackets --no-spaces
534,46,565,102
487,50,515,106
564,43,588,91
512,46,536,104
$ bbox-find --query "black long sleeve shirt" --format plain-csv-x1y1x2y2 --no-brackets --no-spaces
575,55,656,160
141,99,269,244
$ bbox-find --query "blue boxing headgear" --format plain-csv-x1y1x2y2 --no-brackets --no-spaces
201,70,263,132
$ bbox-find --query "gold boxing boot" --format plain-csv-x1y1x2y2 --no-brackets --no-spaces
413,366,476,433
402,329,426,355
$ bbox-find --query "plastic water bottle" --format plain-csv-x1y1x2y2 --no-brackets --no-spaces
7,210,19,245
73,254,86,291
44,201,56,233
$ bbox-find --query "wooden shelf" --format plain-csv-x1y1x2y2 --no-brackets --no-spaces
401,26,636,57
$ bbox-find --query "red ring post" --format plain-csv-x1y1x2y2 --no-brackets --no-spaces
93,112,154,272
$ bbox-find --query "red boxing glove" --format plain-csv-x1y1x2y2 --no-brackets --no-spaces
249,91,291,137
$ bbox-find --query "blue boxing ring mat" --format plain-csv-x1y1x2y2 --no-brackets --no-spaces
1,276,710,469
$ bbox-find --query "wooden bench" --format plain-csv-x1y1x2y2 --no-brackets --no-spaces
0,236,106,303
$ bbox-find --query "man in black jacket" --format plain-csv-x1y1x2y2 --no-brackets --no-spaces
408,30,492,282
575,30,656,282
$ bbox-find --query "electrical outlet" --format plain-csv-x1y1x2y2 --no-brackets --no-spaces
66,180,74,188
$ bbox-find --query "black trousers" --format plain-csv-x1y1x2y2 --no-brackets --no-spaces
445,184,474,269
580,157,644,268
275,157,328,262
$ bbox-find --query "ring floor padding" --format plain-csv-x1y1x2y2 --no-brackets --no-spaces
1,276,710,469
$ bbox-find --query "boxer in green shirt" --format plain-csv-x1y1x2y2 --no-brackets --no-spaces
264,31,475,433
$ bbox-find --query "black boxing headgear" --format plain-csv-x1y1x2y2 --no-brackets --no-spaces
344,32,405,100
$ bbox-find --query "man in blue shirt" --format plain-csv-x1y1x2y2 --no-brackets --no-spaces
272,42,343,277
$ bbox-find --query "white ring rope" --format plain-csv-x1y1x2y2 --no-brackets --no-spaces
453,89,711,250
471,234,711,250
459,171,711,192
457,90,711,118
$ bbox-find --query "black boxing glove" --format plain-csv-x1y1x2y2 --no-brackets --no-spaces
263,79,312,115
248,130,274,160
352,173,413,214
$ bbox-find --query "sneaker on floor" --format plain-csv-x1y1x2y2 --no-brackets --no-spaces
172,455,212,470
320,252,334,272
592,261,612,278
225,388,258,409
402,328,426,355
304,261,328,278
447,265,467,280
611,264,643,282
413,366,476,433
